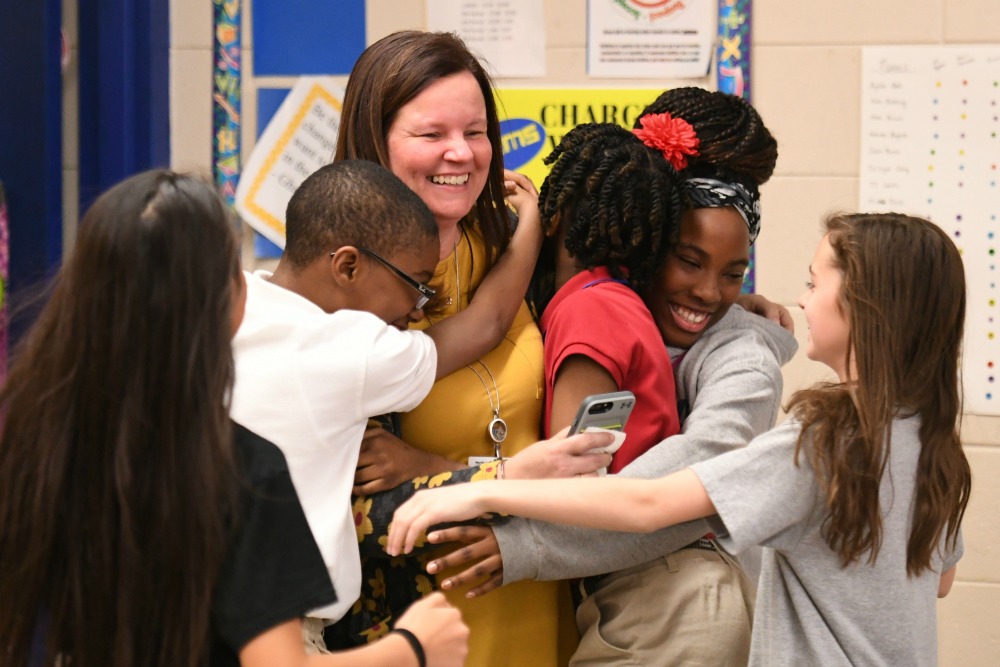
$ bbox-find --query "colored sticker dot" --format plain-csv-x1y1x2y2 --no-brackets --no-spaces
930,149,936,155
961,113,967,120
955,231,961,238
991,376,996,383
988,361,994,368
991,332,996,340
929,181,935,187
988,393,994,400
957,214,963,222
929,165,934,171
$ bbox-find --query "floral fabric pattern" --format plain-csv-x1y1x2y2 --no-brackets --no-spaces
325,414,500,649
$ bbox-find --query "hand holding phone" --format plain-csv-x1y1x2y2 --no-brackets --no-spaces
566,391,635,470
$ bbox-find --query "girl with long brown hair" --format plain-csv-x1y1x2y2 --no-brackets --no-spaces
387,212,971,665
0,170,468,667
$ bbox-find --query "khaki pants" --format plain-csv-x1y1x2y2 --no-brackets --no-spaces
571,547,754,667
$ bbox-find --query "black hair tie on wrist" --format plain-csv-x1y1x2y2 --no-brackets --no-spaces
391,627,427,667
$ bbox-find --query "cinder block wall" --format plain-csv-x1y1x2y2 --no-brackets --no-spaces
168,2,1000,662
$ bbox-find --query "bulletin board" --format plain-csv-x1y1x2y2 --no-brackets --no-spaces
860,45,1000,415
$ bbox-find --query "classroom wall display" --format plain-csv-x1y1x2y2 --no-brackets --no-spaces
496,88,662,186
427,0,546,77
234,78,344,247
251,0,364,76
213,0,241,206
586,0,715,78
860,45,1000,415
716,0,754,292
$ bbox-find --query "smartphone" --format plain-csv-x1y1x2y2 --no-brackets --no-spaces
567,390,636,436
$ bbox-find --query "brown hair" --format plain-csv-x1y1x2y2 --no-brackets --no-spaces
787,212,970,575
334,30,511,269
0,170,241,665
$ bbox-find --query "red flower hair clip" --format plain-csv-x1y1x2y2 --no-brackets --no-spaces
632,112,700,171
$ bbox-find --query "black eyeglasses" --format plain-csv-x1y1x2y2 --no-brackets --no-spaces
339,247,436,310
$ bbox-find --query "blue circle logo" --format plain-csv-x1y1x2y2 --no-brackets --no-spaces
500,118,546,170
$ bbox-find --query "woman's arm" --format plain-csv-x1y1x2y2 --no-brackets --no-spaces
239,592,468,667
425,170,543,379
386,465,716,557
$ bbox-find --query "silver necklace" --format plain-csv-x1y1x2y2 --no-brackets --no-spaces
454,233,507,456
466,360,508,457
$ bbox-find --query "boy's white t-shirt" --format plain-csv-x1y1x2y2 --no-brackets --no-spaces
230,270,437,622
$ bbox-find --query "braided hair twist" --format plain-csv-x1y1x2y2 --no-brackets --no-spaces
528,123,682,316
637,86,777,186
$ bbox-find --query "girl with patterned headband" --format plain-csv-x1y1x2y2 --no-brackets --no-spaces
423,86,797,666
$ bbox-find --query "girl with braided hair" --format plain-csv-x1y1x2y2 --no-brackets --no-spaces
529,121,684,468
420,87,797,666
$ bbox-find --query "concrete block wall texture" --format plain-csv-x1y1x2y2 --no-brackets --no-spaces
167,1,1000,663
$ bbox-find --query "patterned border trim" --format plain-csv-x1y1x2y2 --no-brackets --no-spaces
716,0,755,293
213,0,241,206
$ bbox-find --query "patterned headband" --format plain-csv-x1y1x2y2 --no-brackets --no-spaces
680,177,762,244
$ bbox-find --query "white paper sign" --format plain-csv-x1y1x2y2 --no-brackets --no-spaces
587,0,715,79
860,45,1000,415
235,78,345,247
427,0,546,77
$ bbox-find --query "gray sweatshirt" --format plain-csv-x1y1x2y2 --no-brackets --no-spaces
493,305,799,583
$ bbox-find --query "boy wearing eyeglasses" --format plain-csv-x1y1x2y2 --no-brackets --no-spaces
229,159,542,651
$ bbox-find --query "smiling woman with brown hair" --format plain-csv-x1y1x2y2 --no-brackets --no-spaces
333,29,609,667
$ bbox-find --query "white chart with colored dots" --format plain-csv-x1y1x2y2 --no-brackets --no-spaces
861,45,1000,415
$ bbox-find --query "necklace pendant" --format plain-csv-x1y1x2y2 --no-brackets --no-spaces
488,415,508,448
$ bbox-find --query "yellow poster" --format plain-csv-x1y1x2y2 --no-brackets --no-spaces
495,88,665,185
